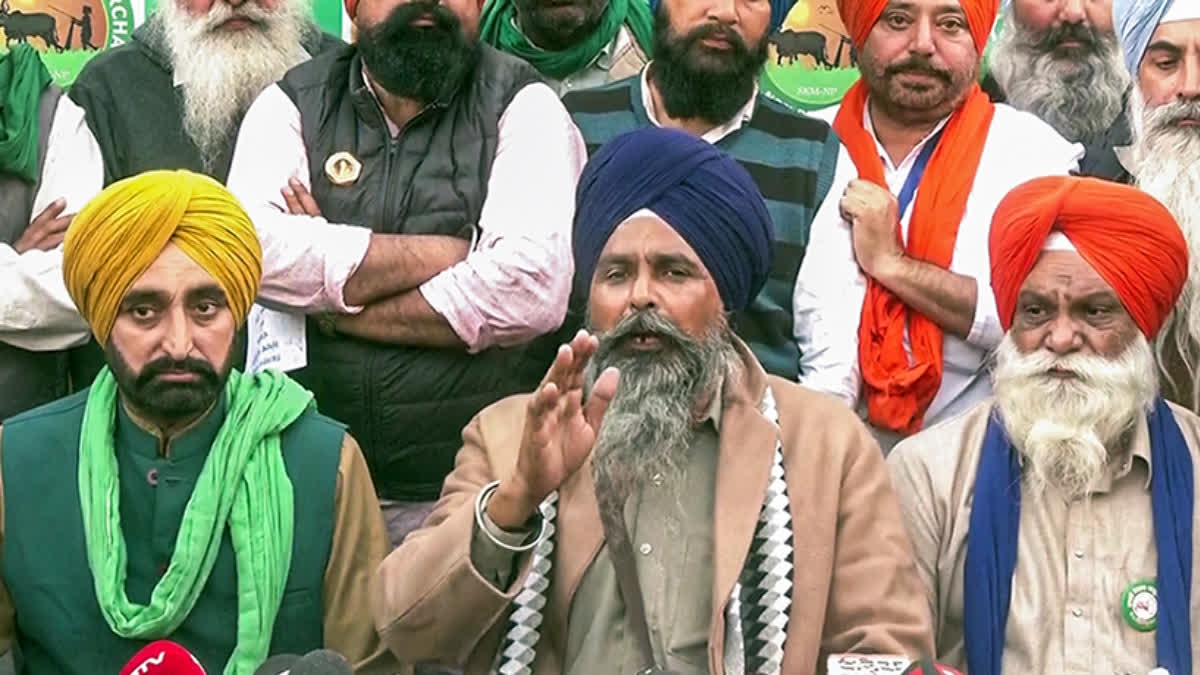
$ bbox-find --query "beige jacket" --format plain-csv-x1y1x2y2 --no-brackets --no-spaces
373,345,934,673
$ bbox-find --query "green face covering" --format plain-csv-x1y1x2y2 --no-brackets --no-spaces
79,367,314,675
0,44,53,183
479,0,654,81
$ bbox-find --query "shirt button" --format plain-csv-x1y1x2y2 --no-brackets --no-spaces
639,543,653,556
1072,608,1083,618
147,468,159,487
1074,549,1084,559
651,473,664,487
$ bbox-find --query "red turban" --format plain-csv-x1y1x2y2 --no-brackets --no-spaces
990,176,1188,339
832,0,999,435
836,0,998,51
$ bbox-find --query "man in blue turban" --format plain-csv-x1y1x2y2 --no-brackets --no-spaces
1111,0,1200,414
373,126,934,674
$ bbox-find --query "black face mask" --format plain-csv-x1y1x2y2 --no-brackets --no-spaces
649,6,768,125
356,0,479,104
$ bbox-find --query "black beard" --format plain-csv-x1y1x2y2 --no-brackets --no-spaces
356,0,479,104
649,8,767,125
106,345,230,425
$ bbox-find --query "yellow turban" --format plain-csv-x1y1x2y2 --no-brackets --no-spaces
63,170,263,346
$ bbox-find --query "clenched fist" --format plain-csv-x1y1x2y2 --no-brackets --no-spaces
840,179,904,278
487,330,619,530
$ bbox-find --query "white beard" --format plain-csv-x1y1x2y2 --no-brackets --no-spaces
158,0,313,173
992,334,1158,501
989,11,1129,142
1127,87,1200,402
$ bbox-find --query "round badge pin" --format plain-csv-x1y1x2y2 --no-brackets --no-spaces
324,151,362,186
1121,579,1158,632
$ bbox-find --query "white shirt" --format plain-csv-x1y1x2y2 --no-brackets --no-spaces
794,101,1082,446
226,80,586,353
0,95,103,352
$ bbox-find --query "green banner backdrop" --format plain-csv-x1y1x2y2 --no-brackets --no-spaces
1,0,351,85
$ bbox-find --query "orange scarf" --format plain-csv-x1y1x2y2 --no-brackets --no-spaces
833,82,996,434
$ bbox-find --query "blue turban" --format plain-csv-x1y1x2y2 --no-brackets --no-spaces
1114,0,1200,76
573,127,774,312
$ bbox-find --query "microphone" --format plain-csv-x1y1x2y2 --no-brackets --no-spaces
119,640,206,675
290,650,353,675
825,654,963,675
252,650,352,675
253,654,300,675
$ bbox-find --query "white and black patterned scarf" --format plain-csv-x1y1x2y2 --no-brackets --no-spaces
491,387,794,675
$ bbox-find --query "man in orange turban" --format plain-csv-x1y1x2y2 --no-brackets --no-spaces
794,0,1082,449
0,170,397,673
889,176,1200,675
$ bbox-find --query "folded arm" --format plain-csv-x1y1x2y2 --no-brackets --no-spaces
227,85,466,314
1,96,103,352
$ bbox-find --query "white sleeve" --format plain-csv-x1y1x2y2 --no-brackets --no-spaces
226,84,372,314
1,95,100,351
795,145,863,406
418,83,583,352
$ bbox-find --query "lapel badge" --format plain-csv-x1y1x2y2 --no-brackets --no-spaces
325,151,362,186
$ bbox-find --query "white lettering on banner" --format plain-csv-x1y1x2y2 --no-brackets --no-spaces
246,304,308,374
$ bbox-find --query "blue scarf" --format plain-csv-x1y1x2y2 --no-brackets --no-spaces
964,398,1193,675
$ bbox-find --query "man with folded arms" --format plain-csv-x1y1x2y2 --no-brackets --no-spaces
889,176,1200,674
373,127,932,674
0,171,393,673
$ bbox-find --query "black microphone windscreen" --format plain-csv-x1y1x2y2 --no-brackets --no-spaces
253,654,301,675
290,650,353,675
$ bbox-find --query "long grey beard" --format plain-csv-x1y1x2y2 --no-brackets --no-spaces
989,12,1128,142
159,0,313,173
585,311,739,507
992,334,1157,501
1128,90,1200,405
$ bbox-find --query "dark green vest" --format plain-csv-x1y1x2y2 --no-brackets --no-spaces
275,44,554,501
0,386,343,674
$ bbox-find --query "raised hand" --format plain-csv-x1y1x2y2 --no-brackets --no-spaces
487,330,619,530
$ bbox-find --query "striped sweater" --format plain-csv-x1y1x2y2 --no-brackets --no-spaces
563,75,842,379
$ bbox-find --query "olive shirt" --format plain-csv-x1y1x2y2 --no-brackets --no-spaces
888,399,1200,674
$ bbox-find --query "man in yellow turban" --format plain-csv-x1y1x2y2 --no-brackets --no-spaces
0,170,396,674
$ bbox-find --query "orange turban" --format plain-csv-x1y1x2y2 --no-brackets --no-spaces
837,0,998,51
833,0,999,435
990,176,1187,339
63,170,263,347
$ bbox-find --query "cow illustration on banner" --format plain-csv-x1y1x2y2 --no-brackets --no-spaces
760,0,1006,114
0,0,350,85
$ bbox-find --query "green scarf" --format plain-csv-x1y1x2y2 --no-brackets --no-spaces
0,44,53,183
479,0,654,81
79,367,314,675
